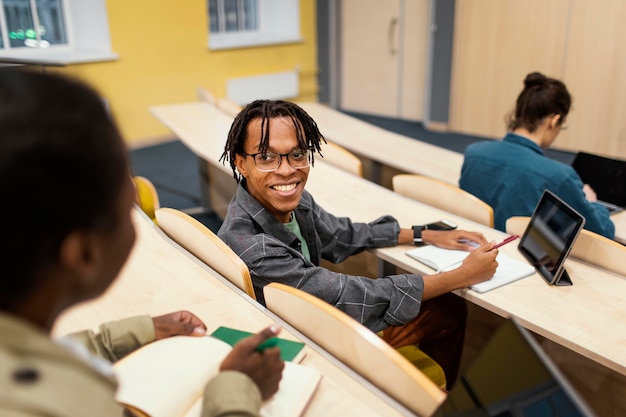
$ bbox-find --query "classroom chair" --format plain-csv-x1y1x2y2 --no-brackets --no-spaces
216,97,243,117
133,176,160,223
196,87,217,105
506,216,626,276
320,141,363,177
392,174,494,228
263,282,446,416
155,207,256,300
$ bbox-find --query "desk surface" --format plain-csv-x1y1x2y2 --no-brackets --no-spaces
150,102,626,376
297,102,464,185
53,209,410,417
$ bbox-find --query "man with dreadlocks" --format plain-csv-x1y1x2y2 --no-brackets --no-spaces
218,100,498,388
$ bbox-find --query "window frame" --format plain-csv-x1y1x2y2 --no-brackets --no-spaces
0,0,117,65
208,0,302,50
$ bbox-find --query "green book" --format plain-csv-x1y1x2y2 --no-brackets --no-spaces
210,326,306,362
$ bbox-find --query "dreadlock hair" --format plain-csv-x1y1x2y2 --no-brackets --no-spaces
219,100,326,184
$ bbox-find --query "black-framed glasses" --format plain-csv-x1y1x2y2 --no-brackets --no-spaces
242,149,310,172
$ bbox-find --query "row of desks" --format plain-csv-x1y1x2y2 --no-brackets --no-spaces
149,101,626,378
53,209,414,417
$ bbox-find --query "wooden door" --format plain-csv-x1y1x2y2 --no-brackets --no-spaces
339,0,429,120
340,0,401,117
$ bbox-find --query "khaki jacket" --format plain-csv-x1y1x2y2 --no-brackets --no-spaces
0,313,261,417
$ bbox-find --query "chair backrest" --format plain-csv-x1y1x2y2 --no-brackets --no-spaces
133,176,160,222
155,208,256,299
506,216,626,277
196,87,217,105
263,283,446,416
393,174,494,227
321,141,363,177
216,97,243,117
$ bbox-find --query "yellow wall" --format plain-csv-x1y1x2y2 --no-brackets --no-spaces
54,0,318,145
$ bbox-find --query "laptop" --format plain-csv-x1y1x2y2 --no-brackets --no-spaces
571,151,626,215
433,317,596,417
518,190,585,286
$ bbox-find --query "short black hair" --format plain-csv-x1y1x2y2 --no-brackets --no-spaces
0,69,129,309
219,100,326,184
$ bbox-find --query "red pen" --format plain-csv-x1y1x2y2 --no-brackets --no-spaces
492,234,520,250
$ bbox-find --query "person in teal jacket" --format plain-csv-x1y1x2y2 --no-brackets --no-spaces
459,72,614,239
0,69,283,417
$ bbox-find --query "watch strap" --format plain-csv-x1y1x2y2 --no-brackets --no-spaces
412,225,426,245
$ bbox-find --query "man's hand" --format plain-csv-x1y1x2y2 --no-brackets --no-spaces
219,324,285,400
458,242,499,285
152,310,207,340
423,229,488,251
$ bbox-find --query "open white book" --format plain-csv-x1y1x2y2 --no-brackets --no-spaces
114,335,322,417
406,245,535,293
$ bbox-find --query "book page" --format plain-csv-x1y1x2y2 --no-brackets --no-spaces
260,362,321,417
114,336,232,417
406,245,469,272
181,362,322,417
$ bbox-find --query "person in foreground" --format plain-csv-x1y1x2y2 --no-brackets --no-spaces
0,70,283,417
218,99,499,388
459,71,615,239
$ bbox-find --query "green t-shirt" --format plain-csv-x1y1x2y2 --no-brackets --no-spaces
284,215,311,262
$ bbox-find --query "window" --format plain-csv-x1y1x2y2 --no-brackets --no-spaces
209,0,258,34
0,0,116,64
0,0,67,49
207,0,301,50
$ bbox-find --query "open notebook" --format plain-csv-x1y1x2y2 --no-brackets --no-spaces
114,335,321,417
406,245,535,293
432,317,596,416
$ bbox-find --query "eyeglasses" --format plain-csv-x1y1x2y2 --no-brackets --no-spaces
242,148,310,172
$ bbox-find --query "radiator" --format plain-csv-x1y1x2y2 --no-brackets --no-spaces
226,70,299,105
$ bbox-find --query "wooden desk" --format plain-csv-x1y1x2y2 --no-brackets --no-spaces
151,102,626,415
296,101,464,186
53,209,412,417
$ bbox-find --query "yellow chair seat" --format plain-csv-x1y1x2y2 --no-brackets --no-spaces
396,345,447,389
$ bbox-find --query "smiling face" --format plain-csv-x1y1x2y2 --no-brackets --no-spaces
235,116,310,223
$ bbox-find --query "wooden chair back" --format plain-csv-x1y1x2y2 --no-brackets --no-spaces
393,174,494,227
155,208,256,299
196,87,217,105
133,176,160,223
506,216,626,276
320,141,363,177
216,97,243,117
263,283,446,416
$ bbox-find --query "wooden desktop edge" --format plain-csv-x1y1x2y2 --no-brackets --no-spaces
136,208,417,416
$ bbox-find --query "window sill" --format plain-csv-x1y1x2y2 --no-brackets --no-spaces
209,35,303,51
0,49,119,66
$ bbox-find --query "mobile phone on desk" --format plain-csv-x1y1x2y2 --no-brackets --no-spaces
426,220,457,231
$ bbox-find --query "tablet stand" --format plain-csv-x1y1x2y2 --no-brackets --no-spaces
553,268,573,286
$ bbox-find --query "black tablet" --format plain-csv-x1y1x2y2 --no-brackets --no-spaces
518,190,585,286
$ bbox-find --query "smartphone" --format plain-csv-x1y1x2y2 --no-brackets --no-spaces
426,220,457,231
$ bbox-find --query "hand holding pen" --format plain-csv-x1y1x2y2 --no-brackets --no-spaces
492,234,519,250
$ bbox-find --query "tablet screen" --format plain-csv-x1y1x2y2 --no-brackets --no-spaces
518,190,585,284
